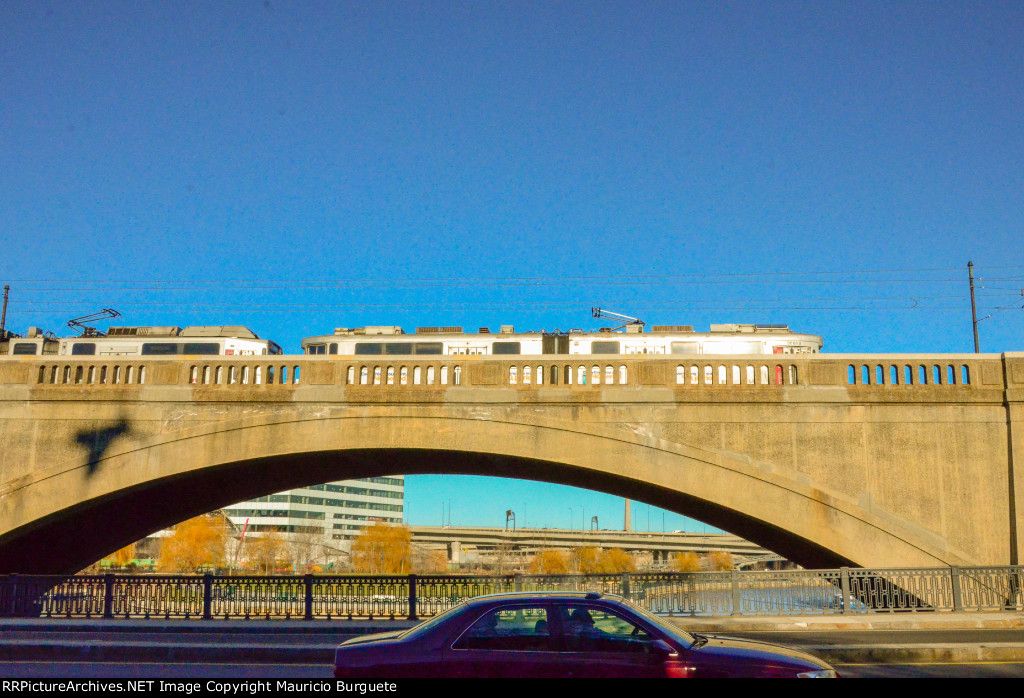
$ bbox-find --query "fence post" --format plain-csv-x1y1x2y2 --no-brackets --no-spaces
730,569,741,616
304,574,314,621
621,572,631,602
840,567,851,615
949,567,963,612
103,574,115,619
407,574,418,621
202,574,213,620
514,573,523,592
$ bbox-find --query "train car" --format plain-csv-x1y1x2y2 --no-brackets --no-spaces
300,323,823,357
0,328,59,356
58,326,283,356
1,326,282,356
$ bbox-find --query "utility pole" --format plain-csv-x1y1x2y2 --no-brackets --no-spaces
1,285,8,334
968,262,980,353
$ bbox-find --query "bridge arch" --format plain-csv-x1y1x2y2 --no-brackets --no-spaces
0,411,972,574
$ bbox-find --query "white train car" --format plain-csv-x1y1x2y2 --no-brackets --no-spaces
1,326,282,357
0,328,59,356
300,323,823,357
59,326,283,356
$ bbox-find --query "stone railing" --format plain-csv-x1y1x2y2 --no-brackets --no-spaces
2,353,1019,394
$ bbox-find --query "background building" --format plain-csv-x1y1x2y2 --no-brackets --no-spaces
223,476,405,545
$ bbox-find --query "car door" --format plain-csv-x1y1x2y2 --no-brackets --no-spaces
554,603,680,678
443,603,566,678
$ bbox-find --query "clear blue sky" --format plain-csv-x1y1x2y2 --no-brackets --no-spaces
3,1,1021,532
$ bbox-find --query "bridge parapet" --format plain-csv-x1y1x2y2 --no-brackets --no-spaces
0,353,1016,396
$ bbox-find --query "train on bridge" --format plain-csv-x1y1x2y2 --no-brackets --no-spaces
1,318,823,358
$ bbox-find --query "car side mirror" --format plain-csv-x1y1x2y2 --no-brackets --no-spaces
649,639,678,661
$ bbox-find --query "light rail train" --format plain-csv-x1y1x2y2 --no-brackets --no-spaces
0,326,282,356
301,323,823,357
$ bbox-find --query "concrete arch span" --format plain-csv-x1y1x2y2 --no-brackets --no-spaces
0,412,973,575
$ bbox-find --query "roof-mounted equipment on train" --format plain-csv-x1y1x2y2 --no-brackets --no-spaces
67,309,121,337
591,308,645,333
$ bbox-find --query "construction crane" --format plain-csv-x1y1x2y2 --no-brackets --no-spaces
67,309,121,337
591,307,645,332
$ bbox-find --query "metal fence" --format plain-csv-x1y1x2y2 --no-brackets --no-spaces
1,566,1021,620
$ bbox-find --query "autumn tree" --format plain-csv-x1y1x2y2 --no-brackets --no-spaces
103,543,137,570
245,531,290,574
351,523,412,574
707,551,734,571
158,515,228,573
596,548,636,573
672,552,701,572
572,547,600,574
530,549,570,574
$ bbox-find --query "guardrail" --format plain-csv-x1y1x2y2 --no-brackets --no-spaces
2,566,1021,620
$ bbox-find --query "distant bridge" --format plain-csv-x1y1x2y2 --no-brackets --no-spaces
0,352,1022,574
408,526,769,565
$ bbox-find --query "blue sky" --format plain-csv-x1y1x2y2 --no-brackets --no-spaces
2,2,1021,532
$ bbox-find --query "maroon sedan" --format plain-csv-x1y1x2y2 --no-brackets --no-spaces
334,591,838,678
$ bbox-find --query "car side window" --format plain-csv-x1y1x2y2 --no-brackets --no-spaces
561,605,655,653
452,606,553,652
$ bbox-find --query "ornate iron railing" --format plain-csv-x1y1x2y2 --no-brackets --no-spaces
2,566,1022,620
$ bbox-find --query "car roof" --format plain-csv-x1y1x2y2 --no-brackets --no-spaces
462,591,622,605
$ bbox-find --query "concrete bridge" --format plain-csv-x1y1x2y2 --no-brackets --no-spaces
0,352,1021,574
408,526,769,566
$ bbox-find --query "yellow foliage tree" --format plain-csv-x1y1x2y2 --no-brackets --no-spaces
158,516,228,573
246,531,289,574
672,552,701,572
572,547,600,574
351,523,412,574
530,549,570,574
707,551,734,571
103,543,137,570
596,548,636,573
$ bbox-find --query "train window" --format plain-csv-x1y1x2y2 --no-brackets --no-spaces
307,344,326,355
492,342,521,355
385,344,413,355
414,342,444,355
329,344,338,355
71,343,96,355
142,343,179,355
13,343,38,355
183,343,219,355
670,342,700,355
355,344,383,355
592,341,619,354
